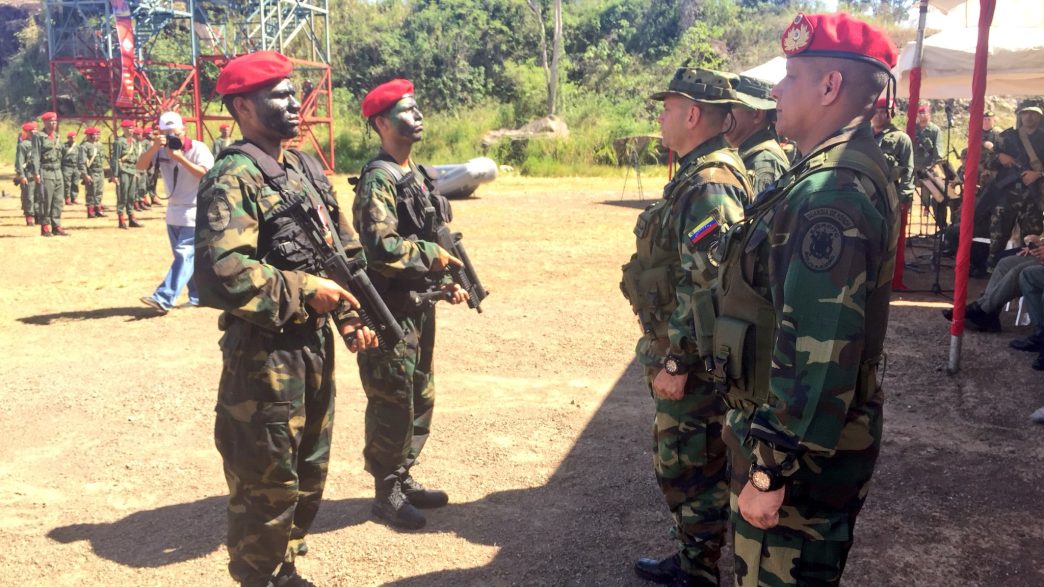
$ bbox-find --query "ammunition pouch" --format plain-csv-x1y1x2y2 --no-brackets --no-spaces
620,254,678,338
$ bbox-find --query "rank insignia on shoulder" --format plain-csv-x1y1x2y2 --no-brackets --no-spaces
687,214,720,248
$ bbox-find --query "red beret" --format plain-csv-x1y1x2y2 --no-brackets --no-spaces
66,131,77,138
216,51,293,96
41,111,57,121
361,79,414,118
875,97,895,110
782,13,897,72
219,123,231,129
120,119,135,128
917,104,930,114
84,127,100,135
21,122,36,132
134,127,147,135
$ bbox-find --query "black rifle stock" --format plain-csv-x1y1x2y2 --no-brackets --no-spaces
275,195,405,350
435,225,489,313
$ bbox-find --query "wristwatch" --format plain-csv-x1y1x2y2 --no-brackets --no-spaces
663,354,691,376
749,464,786,492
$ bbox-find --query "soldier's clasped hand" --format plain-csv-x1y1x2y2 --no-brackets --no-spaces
339,318,379,352
441,283,469,305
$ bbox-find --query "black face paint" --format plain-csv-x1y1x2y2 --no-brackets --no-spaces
253,78,301,140
386,95,424,142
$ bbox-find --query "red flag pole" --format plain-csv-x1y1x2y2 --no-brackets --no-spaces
948,0,997,374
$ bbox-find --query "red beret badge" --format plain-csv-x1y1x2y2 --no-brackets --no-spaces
782,14,814,55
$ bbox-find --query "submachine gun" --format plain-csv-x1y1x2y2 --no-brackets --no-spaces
407,226,489,313
270,193,405,350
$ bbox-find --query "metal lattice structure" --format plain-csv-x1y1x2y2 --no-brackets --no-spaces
43,0,334,171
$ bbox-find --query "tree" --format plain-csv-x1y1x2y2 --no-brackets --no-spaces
526,0,562,116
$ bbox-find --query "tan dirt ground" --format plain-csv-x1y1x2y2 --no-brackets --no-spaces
0,174,1041,587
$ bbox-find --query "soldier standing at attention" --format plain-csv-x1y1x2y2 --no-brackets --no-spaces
724,74,789,198
871,97,915,290
194,50,377,587
61,130,80,207
110,120,143,229
32,111,69,236
713,13,899,585
78,127,106,219
621,68,751,587
986,99,1044,271
134,128,152,210
213,123,233,155
353,79,468,530
14,122,36,226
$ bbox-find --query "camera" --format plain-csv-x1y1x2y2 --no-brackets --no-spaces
165,135,183,150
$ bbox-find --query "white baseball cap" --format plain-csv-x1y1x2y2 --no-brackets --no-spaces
158,111,184,131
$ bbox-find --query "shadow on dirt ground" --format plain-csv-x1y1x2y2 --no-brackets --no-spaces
18,307,165,325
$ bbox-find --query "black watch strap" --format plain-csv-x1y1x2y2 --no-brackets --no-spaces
749,464,786,492
663,353,691,375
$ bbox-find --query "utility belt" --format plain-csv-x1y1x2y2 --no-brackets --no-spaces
40,163,61,171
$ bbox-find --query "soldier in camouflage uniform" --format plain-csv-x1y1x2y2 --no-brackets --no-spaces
871,97,914,289
713,13,899,585
725,74,789,200
133,128,152,210
194,51,377,587
14,122,36,226
110,120,143,229
78,127,106,219
621,68,751,587
986,99,1044,270
914,103,947,228
32,112,69,236
213,123,233,155
353,78,468,531
61,130,80,206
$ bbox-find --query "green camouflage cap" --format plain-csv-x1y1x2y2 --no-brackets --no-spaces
1017,98,1043,116
733,75,776,110
649,67,742,105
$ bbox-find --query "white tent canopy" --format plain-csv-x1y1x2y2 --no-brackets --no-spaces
895,26,1044,99
741,56,787,85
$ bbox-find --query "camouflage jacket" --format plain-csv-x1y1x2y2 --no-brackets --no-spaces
78,141,104,175
738,128,789,197
351,151,444,282
194,146,362,331
733,123,898,475
630,135,749,367
110,136,137,176
14,135,34,179
913,121,943,170
875,122,915,204
32,132,63,172
994,126,1044,172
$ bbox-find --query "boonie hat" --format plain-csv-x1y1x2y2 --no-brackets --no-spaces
1017,99,1043,116
733,75,776,110
649,68,742,105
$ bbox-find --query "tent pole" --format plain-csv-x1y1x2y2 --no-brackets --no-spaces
904,0,929,141
947,0,997,375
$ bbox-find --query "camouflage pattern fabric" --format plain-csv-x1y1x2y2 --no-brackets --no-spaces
15,135,35,217
719,124,898,586
913,121,943,171
986,126,1044,268
32,132,65,228
875,122,915,205
624,136,748,580
352,152,447,483
738,129,789,198
195,148,362,584
110,136,138,215
61,141,80,204
78,141,105,207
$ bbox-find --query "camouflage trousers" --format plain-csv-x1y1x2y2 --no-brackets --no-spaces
82,174,104,206
20,180,36,216
36,169,65,228
213,318,336,585
643,366,729,582
722,389,883,587
116,171,138,214
987,185,1044,269
358,307,436,484
62,167,79,203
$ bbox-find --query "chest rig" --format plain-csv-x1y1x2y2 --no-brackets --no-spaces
713,130,897,410
620,149,749,353
218,142,342,274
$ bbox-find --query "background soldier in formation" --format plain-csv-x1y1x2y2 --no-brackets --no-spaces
60,130,80,207
133,127,152,211
871,96,914,289
622,68,751,587
78,127,106,219
14,122,36,226
714,13,898,585
725,74,788,199
194,50,376,587
110,120,143,229
987,99,1044,270
353,78,466,530
213,122,233,155
32,111,69,236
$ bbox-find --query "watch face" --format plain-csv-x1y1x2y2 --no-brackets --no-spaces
751,469,772,491
665,358,679,374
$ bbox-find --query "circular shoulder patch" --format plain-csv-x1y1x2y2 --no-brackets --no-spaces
207,196,232,232
800,220,843,272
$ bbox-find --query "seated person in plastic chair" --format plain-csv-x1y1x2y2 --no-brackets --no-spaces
942,234,1043,331
1010,262,1044,369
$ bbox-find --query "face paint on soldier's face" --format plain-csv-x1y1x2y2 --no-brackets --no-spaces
252,78,301,140
385,95,424,142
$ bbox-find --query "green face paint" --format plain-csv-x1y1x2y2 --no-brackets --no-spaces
386,95,423,142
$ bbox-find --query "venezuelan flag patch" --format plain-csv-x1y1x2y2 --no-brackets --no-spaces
687,215,720,246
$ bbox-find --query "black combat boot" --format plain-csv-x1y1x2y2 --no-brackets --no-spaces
634,553,718,587
400,474,449,509
270,562,316,587
964,302,1001,332
1010,328,1044,353
372,478,426,530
